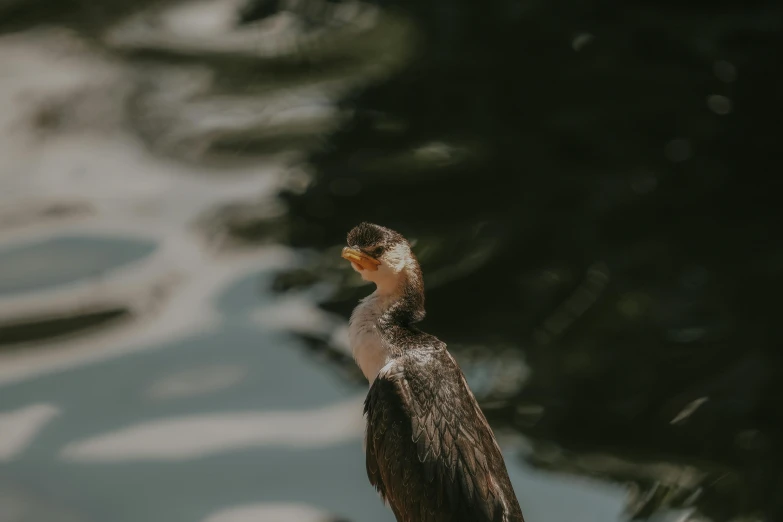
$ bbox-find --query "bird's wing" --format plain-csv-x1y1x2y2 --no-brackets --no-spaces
364,349,519,522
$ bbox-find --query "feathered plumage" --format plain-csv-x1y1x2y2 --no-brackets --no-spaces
343,222,525,522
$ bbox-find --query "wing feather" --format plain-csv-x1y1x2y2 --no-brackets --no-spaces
363,348,524,522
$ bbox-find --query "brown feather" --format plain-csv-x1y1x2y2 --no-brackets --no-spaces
363,350,525,522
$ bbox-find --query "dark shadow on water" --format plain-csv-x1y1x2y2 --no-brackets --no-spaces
0,308,130,349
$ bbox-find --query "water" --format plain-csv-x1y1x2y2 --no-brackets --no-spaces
1,0,780,520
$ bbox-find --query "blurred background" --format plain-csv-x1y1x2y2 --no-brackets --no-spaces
0,0,780,520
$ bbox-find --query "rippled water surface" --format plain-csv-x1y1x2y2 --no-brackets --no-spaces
1,0,781,521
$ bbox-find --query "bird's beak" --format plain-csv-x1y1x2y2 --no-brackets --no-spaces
341,247,380,271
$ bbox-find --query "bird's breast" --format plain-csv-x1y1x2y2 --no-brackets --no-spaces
348,295,390,385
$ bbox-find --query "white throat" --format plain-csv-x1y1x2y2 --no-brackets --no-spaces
348,290,395,385
347,242,414,385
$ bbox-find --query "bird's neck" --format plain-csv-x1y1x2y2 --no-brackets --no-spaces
349,267,425,383
374,266,425,328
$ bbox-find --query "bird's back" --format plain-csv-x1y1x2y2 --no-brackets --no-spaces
364,342,525,522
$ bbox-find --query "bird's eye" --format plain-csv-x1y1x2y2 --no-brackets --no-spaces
370,247,384,257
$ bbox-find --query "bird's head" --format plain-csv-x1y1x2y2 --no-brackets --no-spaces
341,222,422,296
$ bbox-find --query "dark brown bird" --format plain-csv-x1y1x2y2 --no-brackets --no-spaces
341,222,525,522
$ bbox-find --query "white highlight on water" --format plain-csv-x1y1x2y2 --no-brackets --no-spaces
60,395,365,462
0,403,60,461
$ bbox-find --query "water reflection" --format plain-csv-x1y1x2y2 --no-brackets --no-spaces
146,365,249,400
0,236,156,296
1,0,780,520
60,396,365,462
201,503,348,522
0,264,396,521
0,404,60,461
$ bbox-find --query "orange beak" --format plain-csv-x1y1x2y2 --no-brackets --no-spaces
341,247,381,271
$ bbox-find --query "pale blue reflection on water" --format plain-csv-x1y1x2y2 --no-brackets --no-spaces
0,249,393,522
0,236,156,296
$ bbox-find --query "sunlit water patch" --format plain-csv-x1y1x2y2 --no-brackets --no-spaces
0,404,60,462
202,502,346,522
146,364,249,400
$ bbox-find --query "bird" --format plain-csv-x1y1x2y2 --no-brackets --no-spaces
340,222,525,522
